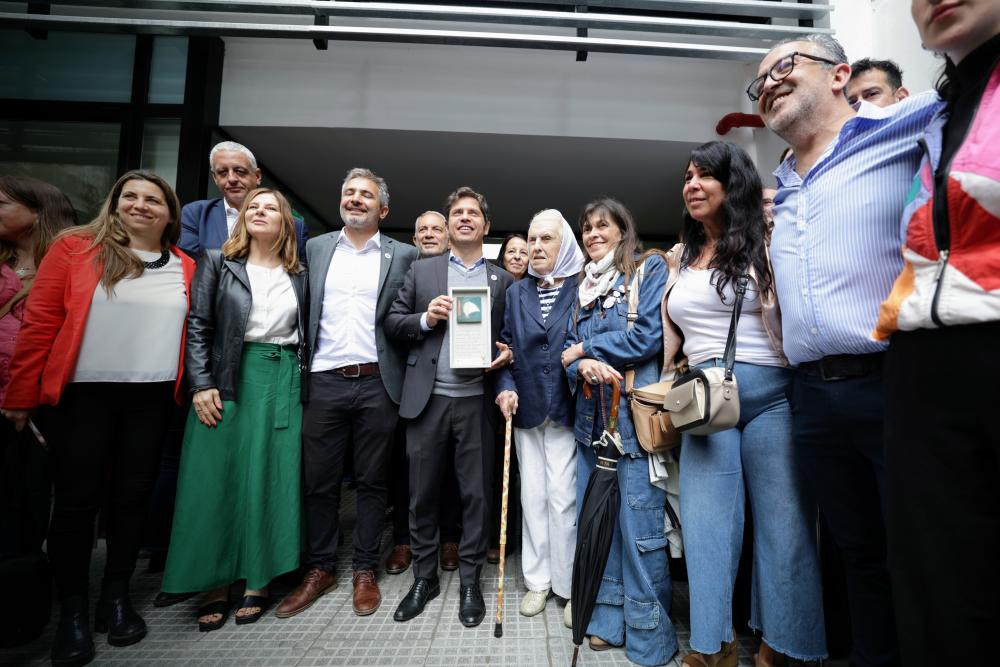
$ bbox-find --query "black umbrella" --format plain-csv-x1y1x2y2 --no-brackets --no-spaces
570,376,623,667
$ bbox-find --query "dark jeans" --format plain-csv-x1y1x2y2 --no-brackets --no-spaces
407,394,492,586
302,371,397,572
45,382,174,599
790,368,899,667
885,323,1000,667
389,420,461,545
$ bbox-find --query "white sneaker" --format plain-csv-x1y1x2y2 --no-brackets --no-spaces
519,589,550,617
563,600,572,629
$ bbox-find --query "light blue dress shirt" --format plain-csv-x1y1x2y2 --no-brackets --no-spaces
769,91,943,365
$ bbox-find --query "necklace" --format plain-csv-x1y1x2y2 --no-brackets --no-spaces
14,266,33,277
143,248,171,270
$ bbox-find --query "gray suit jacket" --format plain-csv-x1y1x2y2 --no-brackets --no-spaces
305,230,418,404
385,253,513,420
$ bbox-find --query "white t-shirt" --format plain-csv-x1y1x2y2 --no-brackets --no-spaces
667,267,783,368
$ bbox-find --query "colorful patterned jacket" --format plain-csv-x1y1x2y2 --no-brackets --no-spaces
873,61,1000,340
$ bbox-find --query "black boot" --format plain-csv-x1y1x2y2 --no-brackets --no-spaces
94,580,147,647
51,596,95,667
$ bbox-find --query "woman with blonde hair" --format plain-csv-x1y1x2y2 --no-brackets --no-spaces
161,187,307,631
2,169,196,666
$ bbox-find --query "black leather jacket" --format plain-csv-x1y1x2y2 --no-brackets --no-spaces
186,250,308,401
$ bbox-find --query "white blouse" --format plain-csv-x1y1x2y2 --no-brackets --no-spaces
72,249,187,383
244,263,299,346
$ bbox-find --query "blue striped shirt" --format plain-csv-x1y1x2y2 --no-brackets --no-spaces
769,92,942,365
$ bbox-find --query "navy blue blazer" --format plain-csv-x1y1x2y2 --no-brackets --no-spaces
496,275,578,430
179,197,309,260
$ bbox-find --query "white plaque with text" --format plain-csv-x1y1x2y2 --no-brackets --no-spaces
448,286,492,369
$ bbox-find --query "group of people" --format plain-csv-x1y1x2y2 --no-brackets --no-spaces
0,2,996,666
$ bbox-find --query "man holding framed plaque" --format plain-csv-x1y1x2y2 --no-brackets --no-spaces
385,187,513,628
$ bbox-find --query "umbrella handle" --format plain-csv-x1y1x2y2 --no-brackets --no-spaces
583,376,621,435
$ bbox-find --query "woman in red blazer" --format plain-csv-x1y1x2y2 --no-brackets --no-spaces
2,170,195,667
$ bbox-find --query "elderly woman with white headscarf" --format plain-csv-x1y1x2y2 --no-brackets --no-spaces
496,209,585,622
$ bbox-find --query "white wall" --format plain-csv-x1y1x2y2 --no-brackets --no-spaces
218,0,941,183
220,38,756,146
870,0,942,94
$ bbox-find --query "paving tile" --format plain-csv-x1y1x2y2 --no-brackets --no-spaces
0,491,838,667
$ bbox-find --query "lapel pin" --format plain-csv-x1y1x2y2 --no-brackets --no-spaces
490,274,497,281
384,252,391,259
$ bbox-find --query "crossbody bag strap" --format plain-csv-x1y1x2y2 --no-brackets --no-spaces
623,263,644,395
0,278,33,320
721,273,749,382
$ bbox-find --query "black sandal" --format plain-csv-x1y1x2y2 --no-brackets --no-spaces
197,600,230,632
234,595,269,625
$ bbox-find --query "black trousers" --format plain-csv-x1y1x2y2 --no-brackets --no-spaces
45,382,174,599
143,398,189,556
790,368,899,667
302,371,397,572
885,322,1000,667
389,420,461,545
407,394,492,586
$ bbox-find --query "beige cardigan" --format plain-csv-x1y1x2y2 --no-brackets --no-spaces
658,243,786,379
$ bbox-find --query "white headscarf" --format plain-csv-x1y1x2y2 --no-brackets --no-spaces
526,209,585,287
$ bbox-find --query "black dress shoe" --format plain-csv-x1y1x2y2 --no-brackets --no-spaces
393,577,440,622
153,591,197,608
458,583,485,627
51,596,95,667
94,581,147,647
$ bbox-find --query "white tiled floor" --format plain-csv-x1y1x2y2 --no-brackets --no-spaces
2,492,839,667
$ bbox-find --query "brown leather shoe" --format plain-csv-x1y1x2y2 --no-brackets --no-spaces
386,545,411,575
755,641,788,667
352,570,381,616
440,542,459,571
682,638,738,667
275,568,336,619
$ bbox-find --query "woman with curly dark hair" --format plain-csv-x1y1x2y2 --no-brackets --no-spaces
664,142,824,667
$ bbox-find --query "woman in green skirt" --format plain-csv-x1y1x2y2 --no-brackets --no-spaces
162,187,308,631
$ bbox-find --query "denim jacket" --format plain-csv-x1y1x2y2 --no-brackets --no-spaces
565,254,668,456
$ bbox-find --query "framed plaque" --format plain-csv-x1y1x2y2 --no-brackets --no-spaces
448,286,492,369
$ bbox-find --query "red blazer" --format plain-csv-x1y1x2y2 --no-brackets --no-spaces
3,235,196,410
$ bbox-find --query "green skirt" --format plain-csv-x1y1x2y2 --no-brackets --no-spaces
162,343,302,592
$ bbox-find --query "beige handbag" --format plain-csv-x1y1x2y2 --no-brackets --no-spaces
624,265,681,453
663,274,748,436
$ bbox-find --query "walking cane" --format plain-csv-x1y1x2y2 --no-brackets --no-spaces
494,415,513,638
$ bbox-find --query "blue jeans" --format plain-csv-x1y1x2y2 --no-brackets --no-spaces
577,445,679,666
680,360,826,660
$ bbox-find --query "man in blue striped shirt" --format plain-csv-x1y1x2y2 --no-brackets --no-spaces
751,33,941,667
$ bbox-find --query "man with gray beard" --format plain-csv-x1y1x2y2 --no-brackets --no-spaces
750,34,939,667
276,168,417,620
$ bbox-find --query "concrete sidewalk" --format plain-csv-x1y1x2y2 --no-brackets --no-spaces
5,494,836,667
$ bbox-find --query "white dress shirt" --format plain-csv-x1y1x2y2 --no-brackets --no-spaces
244,263,300,346
311,232,381,372
225,200,239,237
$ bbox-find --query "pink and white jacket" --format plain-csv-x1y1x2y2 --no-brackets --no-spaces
874,61,1000,340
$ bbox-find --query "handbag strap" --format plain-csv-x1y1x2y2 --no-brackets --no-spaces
623,263,644,396
721,273,750,381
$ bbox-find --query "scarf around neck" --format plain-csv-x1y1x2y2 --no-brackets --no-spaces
578,251,621,307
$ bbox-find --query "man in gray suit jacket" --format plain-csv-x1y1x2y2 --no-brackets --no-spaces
276,168,417,620
386,187,513,628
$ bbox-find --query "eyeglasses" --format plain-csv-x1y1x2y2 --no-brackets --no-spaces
746,51,839,102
